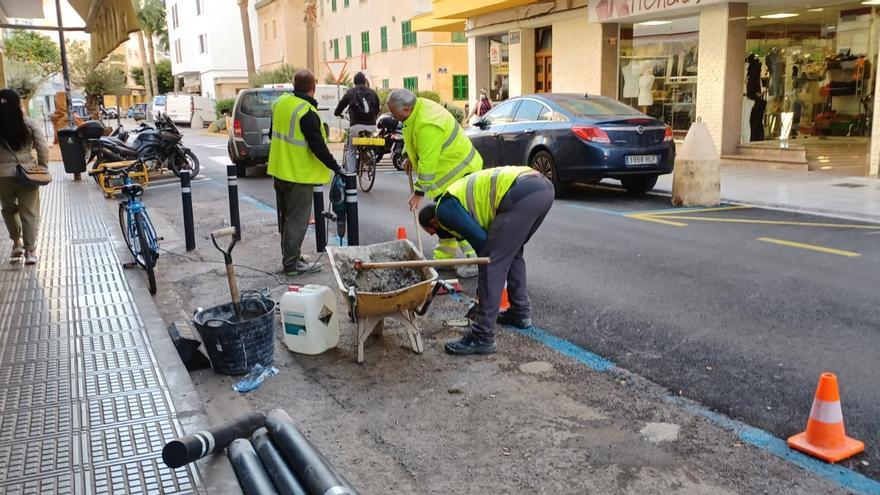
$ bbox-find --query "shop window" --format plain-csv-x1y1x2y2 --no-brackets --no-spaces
345,35,352,58
361,31,370,54
402,21,417,47
404,77,418,92
535,27,552,93
488,34,510,101
382,79,389,89
619,16,699,138
453,75,468,100
380,26,388,52
452,32,467,43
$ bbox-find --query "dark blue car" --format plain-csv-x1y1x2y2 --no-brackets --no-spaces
467,93,675,194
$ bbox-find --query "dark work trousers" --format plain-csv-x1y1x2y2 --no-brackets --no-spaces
471,174,554,341
274,178,314,272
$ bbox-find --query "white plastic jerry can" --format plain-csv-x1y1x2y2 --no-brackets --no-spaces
280,285,340,355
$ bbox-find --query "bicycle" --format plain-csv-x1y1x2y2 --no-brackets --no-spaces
349,130,382,193
89,160,160,295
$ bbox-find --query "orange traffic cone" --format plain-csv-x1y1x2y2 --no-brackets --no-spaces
396,226,407,240
788,372,864,463
499,285,510,311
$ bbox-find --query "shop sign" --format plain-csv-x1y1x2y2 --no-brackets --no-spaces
588,0,726,23
492,62,509,75
489,41,503,64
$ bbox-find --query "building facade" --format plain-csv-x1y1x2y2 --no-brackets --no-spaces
318,0,469,106
165,0,260,99
417,0,880,178
255,0,309,71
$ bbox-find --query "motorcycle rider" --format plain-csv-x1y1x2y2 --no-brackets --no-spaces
335,72,380,173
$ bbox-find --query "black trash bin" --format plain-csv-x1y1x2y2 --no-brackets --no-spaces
58,127,86,174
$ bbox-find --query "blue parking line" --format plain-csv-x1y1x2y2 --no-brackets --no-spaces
503,324,879,494
565,204,627,216
241,194,276,213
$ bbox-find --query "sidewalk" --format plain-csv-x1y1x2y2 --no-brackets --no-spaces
0,166,234,494
656,162,880,223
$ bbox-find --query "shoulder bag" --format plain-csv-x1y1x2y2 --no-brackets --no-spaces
2,138,52,187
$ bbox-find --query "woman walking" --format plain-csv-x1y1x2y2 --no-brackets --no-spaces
0,89,48,265
466,88,493,124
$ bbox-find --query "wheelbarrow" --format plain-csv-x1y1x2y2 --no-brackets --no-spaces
327,240,488,363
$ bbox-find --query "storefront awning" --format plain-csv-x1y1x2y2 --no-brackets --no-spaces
68,0,140,66
431,0,541,20
412,12,466,33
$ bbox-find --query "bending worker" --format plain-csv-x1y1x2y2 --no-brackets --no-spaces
386,88,481,278
268,69,342,275
419,166,554,355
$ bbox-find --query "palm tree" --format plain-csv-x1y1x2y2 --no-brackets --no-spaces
238,0,257,84
135,31,154,100
136,0,165,98
304,1,317,72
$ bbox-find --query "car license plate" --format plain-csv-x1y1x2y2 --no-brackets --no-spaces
625,155,659,167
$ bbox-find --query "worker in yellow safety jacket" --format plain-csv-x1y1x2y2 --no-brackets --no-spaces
268,69,342,275
386,88,482,277
418,166,554,355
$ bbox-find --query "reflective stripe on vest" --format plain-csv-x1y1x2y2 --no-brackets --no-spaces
464,168,502,219
423,146,477,194
271,103,307,146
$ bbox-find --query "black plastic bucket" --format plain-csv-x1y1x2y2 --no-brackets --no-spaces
193,291,276,375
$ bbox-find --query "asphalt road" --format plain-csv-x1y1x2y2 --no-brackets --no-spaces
153,130,880,478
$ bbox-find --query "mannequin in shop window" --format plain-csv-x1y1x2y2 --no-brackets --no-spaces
638,65,655,110
744,52,765,142
621,60,641,99
766,47,785,99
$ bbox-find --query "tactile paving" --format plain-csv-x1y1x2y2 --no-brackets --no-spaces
0,170,201,493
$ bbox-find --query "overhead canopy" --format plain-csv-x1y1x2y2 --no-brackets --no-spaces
69,0,140,65
0,0,46,22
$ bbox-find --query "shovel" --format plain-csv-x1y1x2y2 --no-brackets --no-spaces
211,227,240,318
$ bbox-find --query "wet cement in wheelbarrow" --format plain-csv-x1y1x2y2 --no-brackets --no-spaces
333,244,427,293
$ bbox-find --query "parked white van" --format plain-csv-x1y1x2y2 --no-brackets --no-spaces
260,83,348,130
150,95,166,121
165,94,216,127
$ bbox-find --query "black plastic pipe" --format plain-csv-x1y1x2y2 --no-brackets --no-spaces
228,438,279,495
313,185,327,252
226,164,242,240
162,411,266,468
251,427,307,495
180,169,195,251
265,409,358,495
344,174,359,246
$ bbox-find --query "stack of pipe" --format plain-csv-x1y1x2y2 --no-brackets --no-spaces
162,410,358,495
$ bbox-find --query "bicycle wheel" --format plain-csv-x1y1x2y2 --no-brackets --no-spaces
134,212,157,295
118,203,138,259
358,149,376,192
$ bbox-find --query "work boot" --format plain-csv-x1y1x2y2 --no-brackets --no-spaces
496,311,532,329
24,251,38,266
285,257,321,276
455,264,478,279
9,242,24,262
444,333,496,355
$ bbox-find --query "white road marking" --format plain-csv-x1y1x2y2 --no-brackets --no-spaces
209,156,231,164
197,143,227,149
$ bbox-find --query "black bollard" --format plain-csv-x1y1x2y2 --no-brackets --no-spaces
251,428,307,495
265,409,358,495
227,439,279,495
180,169,196,251
313,185,327,253
162,411,266,468
344,174,359,246
226,164,242,241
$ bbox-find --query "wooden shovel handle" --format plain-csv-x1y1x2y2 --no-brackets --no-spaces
357,257,490,271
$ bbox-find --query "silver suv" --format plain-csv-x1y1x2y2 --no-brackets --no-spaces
227,88,290,177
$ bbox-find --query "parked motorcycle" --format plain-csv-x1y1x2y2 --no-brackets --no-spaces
79,114,200,178
375,113,405,171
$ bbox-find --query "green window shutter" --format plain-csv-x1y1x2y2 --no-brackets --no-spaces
453,75,468,100
382,79,389,89
333,39,339,59
452,32,467,43
331,0,336,12
361,31,370,54
380,26,388,52
402,20,416,47
344,0,349,6
345,35,352,58
403,77,418,92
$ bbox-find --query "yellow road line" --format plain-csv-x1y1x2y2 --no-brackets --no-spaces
647,205,752,216
658,216,880,230
757,237,861,257
625,212,688,227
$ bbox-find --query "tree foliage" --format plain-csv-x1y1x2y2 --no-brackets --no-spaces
215,98,235,118
131,59,173,94
252,64,301,87
3,30,61,77
68,41,127,117
4,59,43,102
323,70,352,86
136,0,167,36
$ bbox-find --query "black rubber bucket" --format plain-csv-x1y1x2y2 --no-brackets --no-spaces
193,291,276,375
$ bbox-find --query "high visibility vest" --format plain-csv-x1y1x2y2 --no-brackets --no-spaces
443,166,535,231
268,93,332,185
403,98,482,198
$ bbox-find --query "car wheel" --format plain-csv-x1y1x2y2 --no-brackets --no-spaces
529,150,567,197
621,175,659,194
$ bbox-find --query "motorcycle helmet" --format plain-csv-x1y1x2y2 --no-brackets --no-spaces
377,113,401,131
